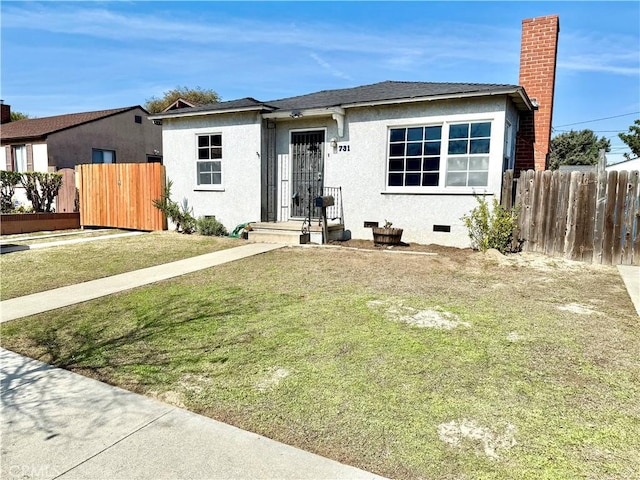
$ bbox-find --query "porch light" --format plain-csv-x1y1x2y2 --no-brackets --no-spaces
330,137,338,149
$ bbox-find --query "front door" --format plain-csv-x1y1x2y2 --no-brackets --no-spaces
290,130,325,219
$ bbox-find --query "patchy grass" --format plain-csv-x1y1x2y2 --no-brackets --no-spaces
1,246,638,479
0,231,242,299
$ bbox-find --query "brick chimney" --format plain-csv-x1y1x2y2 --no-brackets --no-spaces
515,15,560,172
0,101,10,124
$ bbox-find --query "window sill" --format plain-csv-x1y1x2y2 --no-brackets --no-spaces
193,186,225,192
381,189,493,196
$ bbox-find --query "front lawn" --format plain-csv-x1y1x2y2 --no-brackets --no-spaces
0,231,242,299
1,247,638,479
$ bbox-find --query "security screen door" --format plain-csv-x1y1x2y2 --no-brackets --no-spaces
290,130,325,219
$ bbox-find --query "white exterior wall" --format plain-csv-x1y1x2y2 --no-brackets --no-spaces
276,97,511,247
607,157,640,172
162,112,263,230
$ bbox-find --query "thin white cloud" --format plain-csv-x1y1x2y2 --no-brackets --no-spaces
309,53,352,81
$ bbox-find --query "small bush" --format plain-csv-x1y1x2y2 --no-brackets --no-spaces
21,172,63,212
1,171,22,213
197,216,228,236
153,180,196,234
462,195,520,254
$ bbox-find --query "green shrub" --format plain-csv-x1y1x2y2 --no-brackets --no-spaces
197,216,228,236
462,195,520,254
20,172,63,212
1,171,22,213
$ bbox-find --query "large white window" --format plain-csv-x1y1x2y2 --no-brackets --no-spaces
197,134,222,185
445,122,491,187
387,121,492,189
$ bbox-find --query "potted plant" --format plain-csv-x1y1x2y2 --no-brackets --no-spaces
372,220,404,245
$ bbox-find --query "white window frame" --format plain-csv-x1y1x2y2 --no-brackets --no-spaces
195,133,223,190
444,121,492,188
385,118,495,194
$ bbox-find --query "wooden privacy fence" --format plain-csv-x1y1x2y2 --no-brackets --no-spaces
502,169,639,265
77,163,166,231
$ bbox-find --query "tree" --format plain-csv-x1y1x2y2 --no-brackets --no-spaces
10,111,31,121
618,119,640,160
144,86,220,114
549,129,611,170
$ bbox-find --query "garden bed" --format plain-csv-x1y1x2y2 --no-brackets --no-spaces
1,213,80,235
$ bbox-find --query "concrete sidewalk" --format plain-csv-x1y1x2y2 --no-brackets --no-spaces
0,348,385,480
1,243,284,323
617,265,640,316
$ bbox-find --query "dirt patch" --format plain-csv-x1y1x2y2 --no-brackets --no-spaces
558,303,602,315
368,300,470,330
150,390,186,408
256,367,291,391
437,419,517,460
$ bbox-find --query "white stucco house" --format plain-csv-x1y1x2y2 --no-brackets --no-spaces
150,16,560,247
607,157,640,172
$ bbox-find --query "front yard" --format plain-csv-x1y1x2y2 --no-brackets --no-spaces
1,242,638,479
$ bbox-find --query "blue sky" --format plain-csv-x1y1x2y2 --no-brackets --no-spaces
1,1,639,163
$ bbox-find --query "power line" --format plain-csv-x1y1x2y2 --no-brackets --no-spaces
553,112,640,128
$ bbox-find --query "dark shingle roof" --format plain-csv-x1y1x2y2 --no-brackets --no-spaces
154,97,274,117
266,81,521,110
1,106,141,141
151,81,530,119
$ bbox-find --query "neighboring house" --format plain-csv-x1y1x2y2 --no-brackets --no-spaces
0,105,162,173
149,15,559,247
607,157,640,172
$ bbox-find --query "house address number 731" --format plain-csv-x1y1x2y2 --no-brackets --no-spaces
338,145,350,152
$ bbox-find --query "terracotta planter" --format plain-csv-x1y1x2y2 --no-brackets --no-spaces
372,227,404,245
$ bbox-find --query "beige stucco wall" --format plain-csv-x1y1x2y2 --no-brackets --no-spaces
47,107,162,169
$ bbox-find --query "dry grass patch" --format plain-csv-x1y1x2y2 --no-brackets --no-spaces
1,245,638,479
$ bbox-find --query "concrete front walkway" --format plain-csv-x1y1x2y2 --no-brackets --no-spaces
0,349,385,480
0,243,284,323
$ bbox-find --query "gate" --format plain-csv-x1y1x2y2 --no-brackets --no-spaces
77,163,166,231
290,130,325,219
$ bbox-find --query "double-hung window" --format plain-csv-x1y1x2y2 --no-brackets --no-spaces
445,122,491,187
197,134,222,185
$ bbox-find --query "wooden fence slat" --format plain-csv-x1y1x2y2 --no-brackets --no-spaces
593,152,608,264
602,171,618,265
612,170,629,265
553,171,571,257
622,170,639,265
541,170,556,256
631,171,640,265
580,171,597,263
564,172,581,260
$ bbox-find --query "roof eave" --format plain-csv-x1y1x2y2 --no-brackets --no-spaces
342,88,534,111
148,105,275,120
262,106,345,120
